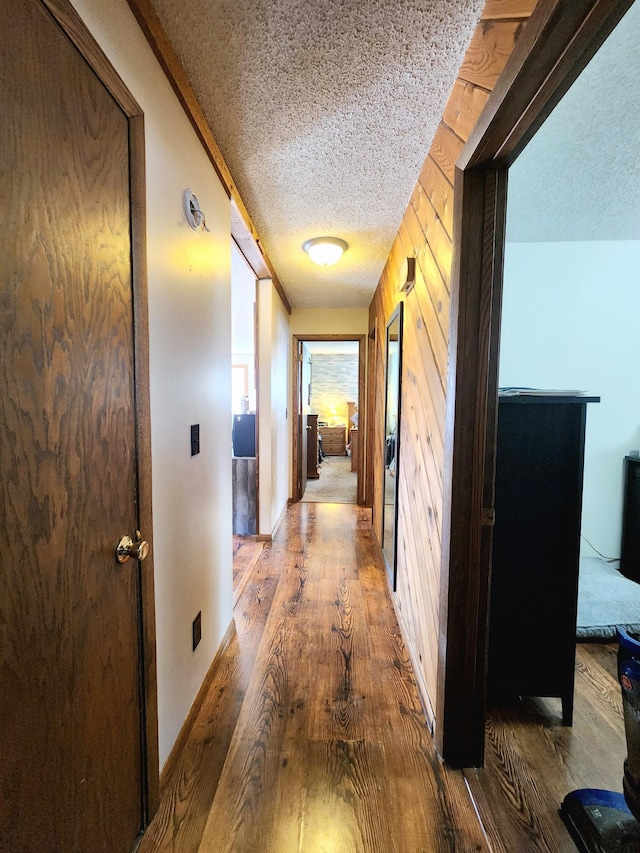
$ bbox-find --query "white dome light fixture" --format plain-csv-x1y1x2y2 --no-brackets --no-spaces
303,236,348,266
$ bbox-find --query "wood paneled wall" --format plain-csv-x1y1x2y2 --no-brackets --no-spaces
368,0,537,721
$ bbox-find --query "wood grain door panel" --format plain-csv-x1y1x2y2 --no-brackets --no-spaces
0,1,143,850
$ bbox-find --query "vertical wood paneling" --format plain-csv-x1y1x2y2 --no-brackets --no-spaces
367,0,536,734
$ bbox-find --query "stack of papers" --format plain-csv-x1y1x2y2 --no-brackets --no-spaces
499,387,587,396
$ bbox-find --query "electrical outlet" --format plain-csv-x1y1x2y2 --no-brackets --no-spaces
190,424,200,456
192,611,202,651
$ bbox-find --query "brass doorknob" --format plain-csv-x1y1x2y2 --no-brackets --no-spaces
116,532,149,563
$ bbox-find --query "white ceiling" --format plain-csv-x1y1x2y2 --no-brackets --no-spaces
149,0,485,308
506,1,640,243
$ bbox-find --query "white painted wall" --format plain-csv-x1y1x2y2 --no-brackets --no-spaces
500,240,640,558
231,244,257,413
257,280,291,535
71,0,233,768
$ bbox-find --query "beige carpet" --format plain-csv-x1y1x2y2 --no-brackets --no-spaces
301,456,357,503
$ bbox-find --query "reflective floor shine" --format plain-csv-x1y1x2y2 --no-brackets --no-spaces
139,503,625,853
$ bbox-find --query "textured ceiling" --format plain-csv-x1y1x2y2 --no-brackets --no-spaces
506,1,640,243
150,0,484,307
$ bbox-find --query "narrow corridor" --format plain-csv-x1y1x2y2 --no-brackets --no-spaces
139,503,625,852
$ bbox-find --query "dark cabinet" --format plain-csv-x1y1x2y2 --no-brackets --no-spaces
307,415,319,479
488,393,599,725
621,456,640,583
232,413,256,457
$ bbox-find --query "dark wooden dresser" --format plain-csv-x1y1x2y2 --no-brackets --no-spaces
488,392,599,725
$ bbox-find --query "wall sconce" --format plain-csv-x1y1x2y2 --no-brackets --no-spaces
399,256,416,294
183,189,209,231
303,236,348,266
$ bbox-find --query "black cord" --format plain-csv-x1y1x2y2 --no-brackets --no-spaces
581,534,619,563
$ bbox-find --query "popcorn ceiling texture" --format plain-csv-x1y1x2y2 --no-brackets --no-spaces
150,0,484,307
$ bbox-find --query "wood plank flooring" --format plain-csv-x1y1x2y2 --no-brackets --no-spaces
139,504,628,852
466,642,626,852
232,534,264,604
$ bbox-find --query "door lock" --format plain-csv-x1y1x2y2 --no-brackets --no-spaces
116,530,150,563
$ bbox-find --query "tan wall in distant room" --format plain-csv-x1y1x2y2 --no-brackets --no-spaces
290,307,368,336
368,0,538,723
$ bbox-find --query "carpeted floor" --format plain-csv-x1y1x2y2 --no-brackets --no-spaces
577,557,640,639
301,455,357,503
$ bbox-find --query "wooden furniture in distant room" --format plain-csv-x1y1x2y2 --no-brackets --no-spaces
488,392,599,726
320,425,346,455
306,414,319,479
621,455,640,583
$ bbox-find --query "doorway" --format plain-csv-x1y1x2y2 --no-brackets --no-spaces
292,335,366,505
231,242,259,598
0,0,157,848
499,0,640,641
440,0,636,767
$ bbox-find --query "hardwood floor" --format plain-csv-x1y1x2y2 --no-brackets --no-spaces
466,642,626,852
139,504,627,852
232,534,264,604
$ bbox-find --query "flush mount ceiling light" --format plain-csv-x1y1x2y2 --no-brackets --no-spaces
303,237,348,266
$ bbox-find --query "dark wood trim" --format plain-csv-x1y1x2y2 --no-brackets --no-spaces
364,322,377,509
291,335,367,506
437,167,507,766
440,0,633,766
159,620,236,795
382,303,404,590
125,0,291,314
129,114,160,818
357,334,367,506
41,0,160,812
41,0,141,116
460,0,633,169
291,337,302,502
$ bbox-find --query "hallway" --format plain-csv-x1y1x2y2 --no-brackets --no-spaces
139,503,626,852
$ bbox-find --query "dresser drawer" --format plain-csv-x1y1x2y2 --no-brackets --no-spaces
320,427,346,455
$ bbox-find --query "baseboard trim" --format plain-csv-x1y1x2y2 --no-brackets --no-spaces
159,618,236,795
256,501,289,543
271,501,288,539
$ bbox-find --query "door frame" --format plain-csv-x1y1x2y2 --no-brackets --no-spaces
291,334,367,505
42,0,159,815
438,0,634,767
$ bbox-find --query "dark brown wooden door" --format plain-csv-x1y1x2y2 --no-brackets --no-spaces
0,1,144,850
